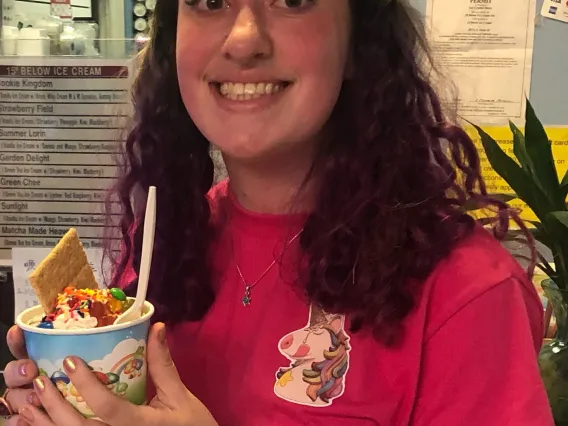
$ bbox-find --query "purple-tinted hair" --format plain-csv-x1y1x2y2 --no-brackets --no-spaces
105,0,533,344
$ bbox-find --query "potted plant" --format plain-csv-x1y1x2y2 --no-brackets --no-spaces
472,100,568,424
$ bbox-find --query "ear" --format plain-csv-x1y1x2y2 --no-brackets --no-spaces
329,316,344,333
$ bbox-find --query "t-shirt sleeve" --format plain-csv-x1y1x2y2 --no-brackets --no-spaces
411,277,554,426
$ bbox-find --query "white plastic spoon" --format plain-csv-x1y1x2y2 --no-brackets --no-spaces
114,186,157,325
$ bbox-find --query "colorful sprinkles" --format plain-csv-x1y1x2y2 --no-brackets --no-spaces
38,287,132,329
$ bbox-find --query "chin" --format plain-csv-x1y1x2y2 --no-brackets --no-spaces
213,138,279,163
208,124,323,166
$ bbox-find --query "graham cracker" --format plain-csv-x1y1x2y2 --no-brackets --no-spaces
29,228,99,312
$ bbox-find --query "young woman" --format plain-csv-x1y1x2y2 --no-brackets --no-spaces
2,0,555,425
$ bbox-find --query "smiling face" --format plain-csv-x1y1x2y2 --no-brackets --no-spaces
176,0,351,161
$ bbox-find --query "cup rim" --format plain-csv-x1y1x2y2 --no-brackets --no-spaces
16,300,155,336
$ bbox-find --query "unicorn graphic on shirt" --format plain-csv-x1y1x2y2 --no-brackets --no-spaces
274,304,351,407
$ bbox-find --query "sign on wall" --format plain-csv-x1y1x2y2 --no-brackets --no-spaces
0,58,133,259
541,0,568,24
50,0,72,19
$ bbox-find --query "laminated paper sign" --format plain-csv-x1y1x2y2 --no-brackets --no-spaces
425,0,537,125
541,0,568,23
0,58,133,260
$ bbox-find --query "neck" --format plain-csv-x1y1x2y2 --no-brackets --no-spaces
224,150,317,214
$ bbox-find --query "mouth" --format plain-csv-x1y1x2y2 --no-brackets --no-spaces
211,81,292,101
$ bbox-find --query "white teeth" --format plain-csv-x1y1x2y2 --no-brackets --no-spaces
217,82,287,101
244,83,256,95
234,83,244,95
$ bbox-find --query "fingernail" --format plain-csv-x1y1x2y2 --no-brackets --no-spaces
19,407,34,422
33,377,45,393
158,324,167,345
63,357,76,373
27,392,41,407
19,363,28,376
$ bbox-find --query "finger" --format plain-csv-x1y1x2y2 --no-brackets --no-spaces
5,389,42,413
147,323,187,401
5,415,27,426
62,357,141,425
15,404,55,426
7,326,28,359
32,376,84,426
3,360,38,388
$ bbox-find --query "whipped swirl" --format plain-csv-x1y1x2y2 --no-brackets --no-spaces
51,305,98,330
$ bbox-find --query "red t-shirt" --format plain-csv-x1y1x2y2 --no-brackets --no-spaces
145,181,553,425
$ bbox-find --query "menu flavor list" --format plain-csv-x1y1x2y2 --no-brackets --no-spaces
0,59,131,258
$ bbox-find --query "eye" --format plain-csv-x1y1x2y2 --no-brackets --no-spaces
273,0,315,9
185,0,228,11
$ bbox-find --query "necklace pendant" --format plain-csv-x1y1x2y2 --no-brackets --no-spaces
242,285,251,306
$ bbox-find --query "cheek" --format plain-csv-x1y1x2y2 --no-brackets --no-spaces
176,34,199,87
285,22,348,78
279,20,350,112
175,28,216,101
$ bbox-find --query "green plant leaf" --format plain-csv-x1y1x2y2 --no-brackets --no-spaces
526,221,553,249
561,169,568,200
525,100,563,209
543,211,568,289
509,121,533,173
537,254,556,278
547,211,568,229
471,123,554,221
561,169,568,187
491,193,518,203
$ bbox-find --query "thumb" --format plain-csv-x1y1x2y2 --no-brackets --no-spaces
147,323,188,401
7,326,28,359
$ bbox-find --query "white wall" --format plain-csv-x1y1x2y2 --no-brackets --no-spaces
15,0,92,19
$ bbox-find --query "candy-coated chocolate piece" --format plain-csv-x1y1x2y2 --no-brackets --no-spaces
109,287,126,301
38,321,54,329
106,373,120,384
51,371,70,384
116,382,128,393
94,371,109,385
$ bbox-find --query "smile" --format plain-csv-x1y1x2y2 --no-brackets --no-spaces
213,82,291,101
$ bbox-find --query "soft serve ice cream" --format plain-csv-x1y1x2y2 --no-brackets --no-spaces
32,287,133,330
27,228,132,331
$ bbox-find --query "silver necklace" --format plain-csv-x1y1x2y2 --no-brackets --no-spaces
233,230,302,306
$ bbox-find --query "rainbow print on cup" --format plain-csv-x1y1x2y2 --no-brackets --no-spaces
16,300,154,418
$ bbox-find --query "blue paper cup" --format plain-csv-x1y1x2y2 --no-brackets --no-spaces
16,300,154,418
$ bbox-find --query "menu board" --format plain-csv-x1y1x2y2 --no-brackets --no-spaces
0,58,132,259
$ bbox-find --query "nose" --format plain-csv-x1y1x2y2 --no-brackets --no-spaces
280,334,294,350
222,7,272,67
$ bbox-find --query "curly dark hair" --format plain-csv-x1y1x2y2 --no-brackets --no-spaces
105,0,532,344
